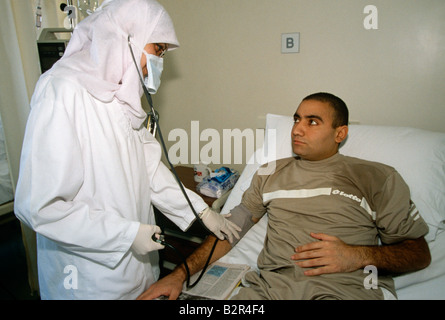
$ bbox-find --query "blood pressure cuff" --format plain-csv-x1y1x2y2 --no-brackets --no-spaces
225,203,256,247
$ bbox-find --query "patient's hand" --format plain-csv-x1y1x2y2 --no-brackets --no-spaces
291,232,363,276
137,272,184,300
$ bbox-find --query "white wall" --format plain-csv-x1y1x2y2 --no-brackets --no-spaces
8,0,445,175
153,0,445,170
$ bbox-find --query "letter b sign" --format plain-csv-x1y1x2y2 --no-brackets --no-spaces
281,33,300,53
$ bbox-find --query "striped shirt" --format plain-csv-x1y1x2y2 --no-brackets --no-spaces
238,153,428,300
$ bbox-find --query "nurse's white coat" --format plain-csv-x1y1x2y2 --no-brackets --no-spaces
14,74,207,299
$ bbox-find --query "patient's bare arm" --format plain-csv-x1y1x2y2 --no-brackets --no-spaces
291,232,431,276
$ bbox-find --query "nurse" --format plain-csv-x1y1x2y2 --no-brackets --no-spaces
14,0,239,299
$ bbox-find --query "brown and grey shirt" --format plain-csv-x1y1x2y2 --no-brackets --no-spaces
234,153,428,300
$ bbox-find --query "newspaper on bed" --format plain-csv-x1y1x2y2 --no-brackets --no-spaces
180,261,250,300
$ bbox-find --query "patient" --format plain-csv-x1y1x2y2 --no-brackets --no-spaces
138,92,431,300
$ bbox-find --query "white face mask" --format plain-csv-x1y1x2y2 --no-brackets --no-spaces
143,52,164,94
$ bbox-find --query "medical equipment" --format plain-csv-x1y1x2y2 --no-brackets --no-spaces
77,0,99,18
128,37,219,289
61,1,77,29
35,0,42,29
37,28,71,73
143,54,164,94
146,109,158,137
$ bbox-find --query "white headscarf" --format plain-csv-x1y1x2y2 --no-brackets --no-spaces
50,0,179,129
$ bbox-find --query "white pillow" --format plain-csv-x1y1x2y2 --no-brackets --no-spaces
259,113,445,241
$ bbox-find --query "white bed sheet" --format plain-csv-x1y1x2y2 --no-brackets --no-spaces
395,230,445,299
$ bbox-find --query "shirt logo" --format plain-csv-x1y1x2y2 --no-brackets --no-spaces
331,189,362,203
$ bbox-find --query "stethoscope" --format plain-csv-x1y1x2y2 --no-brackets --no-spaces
127,36,218,289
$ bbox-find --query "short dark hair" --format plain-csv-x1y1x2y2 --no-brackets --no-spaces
302,92,349,128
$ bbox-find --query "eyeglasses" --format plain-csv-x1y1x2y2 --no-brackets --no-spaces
155,43,168,58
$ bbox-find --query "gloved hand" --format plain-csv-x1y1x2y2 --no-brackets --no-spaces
199,208,241,243
131,224,164,255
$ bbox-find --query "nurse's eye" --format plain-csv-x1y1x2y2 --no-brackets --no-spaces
155,44,168,58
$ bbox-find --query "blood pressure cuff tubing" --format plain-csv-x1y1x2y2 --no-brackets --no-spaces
225,203,256,247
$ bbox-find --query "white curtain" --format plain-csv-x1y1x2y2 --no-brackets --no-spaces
0,0,42,294
0,0,40,188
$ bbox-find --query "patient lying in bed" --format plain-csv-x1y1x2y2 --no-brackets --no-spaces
139,93,431,300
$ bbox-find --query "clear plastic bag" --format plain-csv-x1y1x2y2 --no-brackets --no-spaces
196,167,240,198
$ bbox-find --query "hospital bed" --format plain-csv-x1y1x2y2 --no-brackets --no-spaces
218,114,445,300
